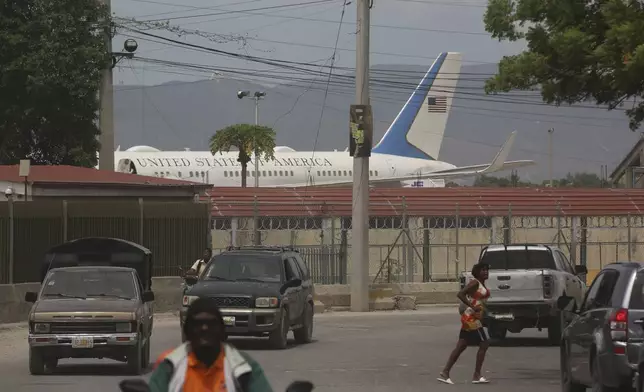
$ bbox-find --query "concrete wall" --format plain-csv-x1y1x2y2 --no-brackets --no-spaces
0,278,459,324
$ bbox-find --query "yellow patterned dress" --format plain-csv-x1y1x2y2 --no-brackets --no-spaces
459,279,490,344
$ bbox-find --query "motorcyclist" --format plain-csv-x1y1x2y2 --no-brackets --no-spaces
149,297,273,392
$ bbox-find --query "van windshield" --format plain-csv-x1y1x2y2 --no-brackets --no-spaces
480,249,556,270
41,270,137,299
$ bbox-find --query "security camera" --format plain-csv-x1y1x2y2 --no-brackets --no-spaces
237,90,250,99
4,188,13,197
123,38,138,53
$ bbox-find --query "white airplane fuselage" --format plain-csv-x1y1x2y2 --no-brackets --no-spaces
117,151,455,187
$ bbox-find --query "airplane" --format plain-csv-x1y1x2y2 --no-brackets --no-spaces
111,52,535,188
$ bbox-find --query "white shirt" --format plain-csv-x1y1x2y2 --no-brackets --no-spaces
190,258,207,277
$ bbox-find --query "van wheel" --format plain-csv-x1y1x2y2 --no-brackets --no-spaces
128,337,143,375
29,347,45,375
269,309,289,349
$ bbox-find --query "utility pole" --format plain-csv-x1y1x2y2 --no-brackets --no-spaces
349,0,372,312
548,128,554,187
98,0,114,171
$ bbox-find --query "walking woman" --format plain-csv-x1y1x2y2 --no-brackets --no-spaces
438,262,491,385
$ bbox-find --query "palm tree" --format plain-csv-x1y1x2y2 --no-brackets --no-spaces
209,123,277,187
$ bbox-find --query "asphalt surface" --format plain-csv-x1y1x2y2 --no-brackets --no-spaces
0,307,560,392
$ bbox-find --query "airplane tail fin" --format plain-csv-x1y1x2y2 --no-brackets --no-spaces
372,52,462,160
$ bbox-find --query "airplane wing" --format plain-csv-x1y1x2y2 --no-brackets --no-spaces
287,131,535,188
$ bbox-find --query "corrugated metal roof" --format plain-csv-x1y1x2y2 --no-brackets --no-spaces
0,165,206,187
203,187,644,217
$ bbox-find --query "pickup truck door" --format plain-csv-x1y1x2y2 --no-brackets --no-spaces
555,250,584,305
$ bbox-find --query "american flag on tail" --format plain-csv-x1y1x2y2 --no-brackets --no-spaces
427,96,448,113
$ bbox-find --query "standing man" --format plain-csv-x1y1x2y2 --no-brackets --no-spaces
187,248,212,279
150,297,273,392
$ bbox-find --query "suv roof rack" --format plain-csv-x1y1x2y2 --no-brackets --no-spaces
225,245,299,253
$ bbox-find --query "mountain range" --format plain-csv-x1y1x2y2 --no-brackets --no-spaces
113,62,639,183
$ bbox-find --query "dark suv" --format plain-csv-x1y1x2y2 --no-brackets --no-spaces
180,246,314,349
558,262,644,392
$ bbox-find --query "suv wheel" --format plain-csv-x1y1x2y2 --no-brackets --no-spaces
294,303,313,344
29,347,45,375
269,309,289,349
561,344,585,392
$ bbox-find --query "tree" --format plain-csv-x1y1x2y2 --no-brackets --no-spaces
483,0,644,130
0,0,110,166
209,124,277,187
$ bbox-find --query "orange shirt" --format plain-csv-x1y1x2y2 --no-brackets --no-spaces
155,348,227,392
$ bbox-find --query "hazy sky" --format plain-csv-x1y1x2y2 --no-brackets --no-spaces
111,0,526,86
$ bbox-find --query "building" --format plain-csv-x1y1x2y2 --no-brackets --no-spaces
610,135,644,188
0,164,210,201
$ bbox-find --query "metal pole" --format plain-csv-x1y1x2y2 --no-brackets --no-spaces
8,194,14,284
548,128,554,187
254,97,259,188
98,1,114,171
351,0,370,312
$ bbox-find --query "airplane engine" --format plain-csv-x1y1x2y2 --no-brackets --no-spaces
116,158,137,174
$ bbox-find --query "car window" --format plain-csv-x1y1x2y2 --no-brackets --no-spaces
584,270,619,311
630,271,644,309
292,255,310,281
285,258,302,281
557,251,575,274
480,249,556,270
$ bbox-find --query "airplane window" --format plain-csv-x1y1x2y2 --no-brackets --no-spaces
268,171,272,177
327,171,331,176
262,171,266,177
369,170,373,176
279,171,283,176
290,171,294,176
154,172,158,176
274,171,277,176
333,171,337,176
178,171,182,177
322,171,326,176
317,171,320,176
188,171,193,177
375,170,379,176
343,170,347,176
349,171,353,176
235,171,239,177
224,172,228,177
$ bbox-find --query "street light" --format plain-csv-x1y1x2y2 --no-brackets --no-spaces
237,91,267,187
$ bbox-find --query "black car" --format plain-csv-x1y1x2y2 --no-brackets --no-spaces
558,262,644,392
180,246,314,349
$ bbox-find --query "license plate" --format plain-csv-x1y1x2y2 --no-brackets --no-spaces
71,336,94,349
223,316,235,326
492,313,514,321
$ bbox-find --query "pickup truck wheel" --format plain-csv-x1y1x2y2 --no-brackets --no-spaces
293,303,314,344
28,347,45,375
548,313,563,346
268,309,289,350
127,337,143,375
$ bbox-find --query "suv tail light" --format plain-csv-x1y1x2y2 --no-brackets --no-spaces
542,274,554,298
610,308,628,355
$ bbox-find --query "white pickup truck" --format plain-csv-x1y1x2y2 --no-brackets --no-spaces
460,244,588,345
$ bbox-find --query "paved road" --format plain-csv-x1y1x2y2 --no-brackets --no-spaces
0,307,560,392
